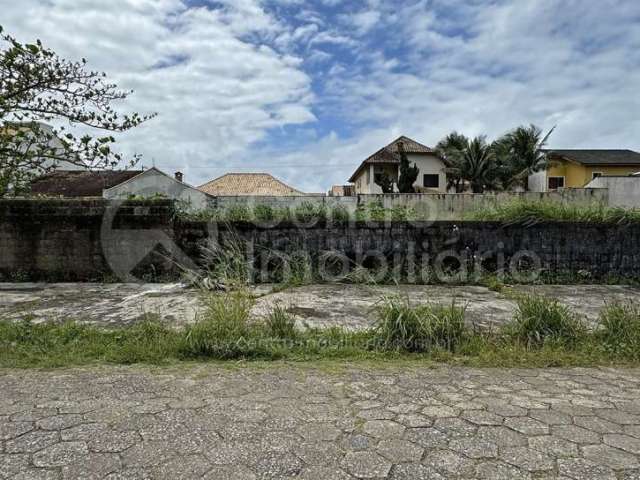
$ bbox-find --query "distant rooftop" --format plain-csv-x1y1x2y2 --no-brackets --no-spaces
198,173,305,196
30,170,143,197
349,136,436,182
547,149,640,165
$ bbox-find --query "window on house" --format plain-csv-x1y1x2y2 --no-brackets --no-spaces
548,176,565,190
423,174,440,188
592,172,603,179
374,166,384,184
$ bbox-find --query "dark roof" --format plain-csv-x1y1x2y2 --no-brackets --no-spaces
30,170,143,197
546,149,640,166
349,136,437,182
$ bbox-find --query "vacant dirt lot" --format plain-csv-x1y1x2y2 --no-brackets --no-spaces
1,282,639,330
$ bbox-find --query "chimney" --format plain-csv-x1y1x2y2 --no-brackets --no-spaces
174,171,183,182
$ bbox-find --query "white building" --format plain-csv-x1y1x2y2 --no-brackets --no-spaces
348,136,448,194
103,167,215,210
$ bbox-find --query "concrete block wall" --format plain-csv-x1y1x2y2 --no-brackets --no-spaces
0,194,634,282
213,189,607,221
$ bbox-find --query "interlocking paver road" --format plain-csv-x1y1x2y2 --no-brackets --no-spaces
2,365,640,479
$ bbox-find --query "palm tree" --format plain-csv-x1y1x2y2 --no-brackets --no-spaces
460,136,500,193
436,132,469,193
437,133,500,193
494,124,555,191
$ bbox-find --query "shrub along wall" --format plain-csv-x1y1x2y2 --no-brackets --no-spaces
1,199,639,282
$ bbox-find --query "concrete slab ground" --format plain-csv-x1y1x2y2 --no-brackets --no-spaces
1,364,640,479
0,283,639,330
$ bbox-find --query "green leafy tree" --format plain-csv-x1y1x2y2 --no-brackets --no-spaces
0,25,155,196
494,124,555,191
397,143,419,193
375,171,394,193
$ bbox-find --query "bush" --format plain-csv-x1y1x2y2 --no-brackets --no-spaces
254,204,275,222
293,202,325,224
390,205,416,221
374,295,465,352
329,205,350,223
181,291,256,359
598,302,640,358
225,205,253,222
266,303,298,339
507,295,586,347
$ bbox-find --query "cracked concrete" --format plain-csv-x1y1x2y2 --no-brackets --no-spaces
1,283,640,330
2,365,640,478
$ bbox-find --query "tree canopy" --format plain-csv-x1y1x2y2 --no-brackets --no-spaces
436,125,555,193
0,25,155,196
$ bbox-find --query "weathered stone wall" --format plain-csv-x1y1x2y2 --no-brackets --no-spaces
176,220,640,282
1,199,638,282
0,199,176,281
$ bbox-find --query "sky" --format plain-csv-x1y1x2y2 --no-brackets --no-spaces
3,0,640,192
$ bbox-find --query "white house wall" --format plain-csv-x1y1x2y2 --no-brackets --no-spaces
103,169,215,210
528,171,547,192
408,154,447,193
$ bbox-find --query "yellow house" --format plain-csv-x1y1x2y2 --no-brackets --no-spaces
528,150,640,191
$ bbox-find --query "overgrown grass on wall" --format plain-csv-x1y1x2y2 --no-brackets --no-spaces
2,293,640,368
465,200,640,224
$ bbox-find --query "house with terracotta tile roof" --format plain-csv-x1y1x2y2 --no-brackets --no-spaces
348,136,448,194
198,173,306,196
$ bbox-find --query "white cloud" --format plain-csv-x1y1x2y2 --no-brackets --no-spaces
2,0,315,186
3,0,639,193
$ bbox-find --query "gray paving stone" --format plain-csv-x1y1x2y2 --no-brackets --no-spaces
202,465,257,480
2,364,640,479
574,416,621,434
376,439,423,463
552,425,601,444
389,464,445,480
557,458,617,480
582,444,640,469
603,434,640,454
475,460,532,479
33,441,89,467
341,451,392,479
362,420,405,439
477,426,528,448
448,437,498,459
504,416,549,435
61,452,121,479
298,466,353,480
499,446,555,472
4,430,59,453
0,421,33,440
528,435,579,457
423,449,476,476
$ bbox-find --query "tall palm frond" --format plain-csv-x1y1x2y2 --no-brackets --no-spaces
496,124,556,190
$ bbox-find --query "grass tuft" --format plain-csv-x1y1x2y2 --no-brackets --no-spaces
506,295,587,348
265,303,298,339
374,295,465,352
598,302,640,359
181,291,255,359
